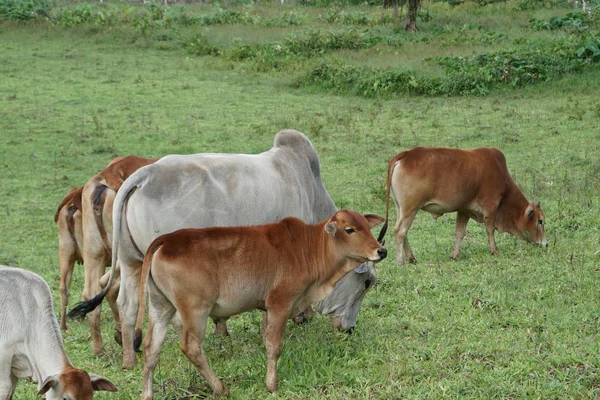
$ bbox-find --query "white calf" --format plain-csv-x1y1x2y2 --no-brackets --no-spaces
0,266,116,399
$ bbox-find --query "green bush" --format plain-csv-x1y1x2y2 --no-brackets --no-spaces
263,10,307,27
0,0,51,21
319,9,394,25
530,12,593,32
185,34,221,56
294,61,488,96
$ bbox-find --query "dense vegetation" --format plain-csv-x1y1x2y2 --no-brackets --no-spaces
1,0,599,398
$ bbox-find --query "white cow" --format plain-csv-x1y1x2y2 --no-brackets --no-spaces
69,129,378,368
0,266,117,399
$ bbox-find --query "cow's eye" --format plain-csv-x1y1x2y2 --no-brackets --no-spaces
538,220,544,225
344,227,356,234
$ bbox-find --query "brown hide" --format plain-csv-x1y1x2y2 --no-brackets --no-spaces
56,156,156,340
138,210,386,398
55,186,84,331
100,155,159,192
79,155,158,354
380,146,547,264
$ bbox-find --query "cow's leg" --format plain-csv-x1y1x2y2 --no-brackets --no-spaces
483,212,498,255
141,279,176,400
393,209,418,265
117,259,143,369
212,317,229,336
451,211,470,260
58,247,76,332
264,306,291,393
82,251,108,355
0,358,16,400
106,265,122,346
181,309,228,396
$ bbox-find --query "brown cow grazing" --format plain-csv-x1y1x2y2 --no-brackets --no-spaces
378,147,547,265
136,210,386,398
54,186,84,332
80,155,158,354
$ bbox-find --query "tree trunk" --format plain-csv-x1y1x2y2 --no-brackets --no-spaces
405,0,418,32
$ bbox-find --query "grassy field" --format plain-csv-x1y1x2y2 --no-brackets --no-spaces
1,0,600,398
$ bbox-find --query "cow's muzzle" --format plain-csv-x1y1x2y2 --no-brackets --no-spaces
377,248,388,260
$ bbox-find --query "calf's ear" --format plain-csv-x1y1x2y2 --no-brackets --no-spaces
89,373,118,392
38,375,59,395
326,221,338,237
363,213,385,229
525,204,534,218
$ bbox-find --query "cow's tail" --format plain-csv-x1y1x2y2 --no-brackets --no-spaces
54,187,83,223
377,152,408,244
92,182,112,250
67,174,141,321
134,238,163,353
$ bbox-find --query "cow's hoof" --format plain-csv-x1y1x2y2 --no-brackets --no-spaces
122,360,136,370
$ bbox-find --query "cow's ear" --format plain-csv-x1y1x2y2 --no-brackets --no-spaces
534,201,540,208
38,375,59,395
326,222,338,237
363,213,385,229
525,205,534,218
89,374,118,392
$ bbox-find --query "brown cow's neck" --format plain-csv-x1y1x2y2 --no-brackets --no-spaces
303,222,359,288
496,182,528,237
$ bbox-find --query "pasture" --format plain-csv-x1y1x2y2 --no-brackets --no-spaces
1,0,599,398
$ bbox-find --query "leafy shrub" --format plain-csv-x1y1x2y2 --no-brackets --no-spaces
514,0,565,10
263,10,307,27
0,0,51,21
530,12,593,33
298,0,380,8
431,48,590,87
185,34,220,56
196,6,259,26
576,38,600,62
319,9,393,25
294,61,488,96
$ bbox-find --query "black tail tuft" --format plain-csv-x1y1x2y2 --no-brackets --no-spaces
134,328,143,353
67,292,105,320
377,222,388,244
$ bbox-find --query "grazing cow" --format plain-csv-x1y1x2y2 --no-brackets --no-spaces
79,155,157,354
0,266,117,399
378,146,547,265
315,261,377,332
69,129,378,369
137,210,386,398
54,186,84,332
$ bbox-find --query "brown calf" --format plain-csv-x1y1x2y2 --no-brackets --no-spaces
379,146,547,264
80,155,158,354
137,210,386,398
54,186,84,332
54,156,156,351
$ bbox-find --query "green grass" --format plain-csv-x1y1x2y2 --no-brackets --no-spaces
1,1,600,398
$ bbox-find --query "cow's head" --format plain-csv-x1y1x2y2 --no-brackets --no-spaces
325,209,387,264
520,201,547,247
38,366,117,400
